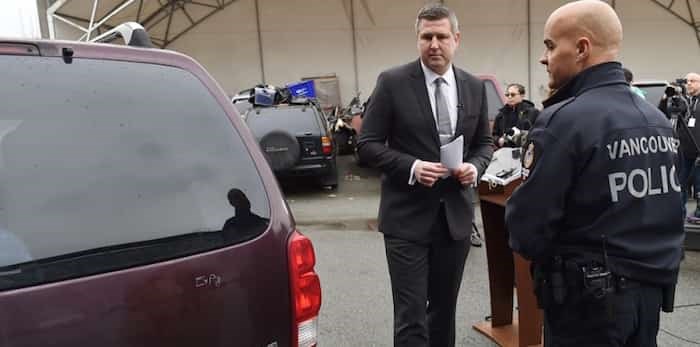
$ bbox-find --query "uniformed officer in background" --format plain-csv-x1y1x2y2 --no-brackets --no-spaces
505,1,684,346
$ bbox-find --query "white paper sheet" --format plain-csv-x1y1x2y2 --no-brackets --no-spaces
440,135,463,170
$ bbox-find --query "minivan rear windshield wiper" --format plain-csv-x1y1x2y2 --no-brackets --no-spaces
0,229,255,291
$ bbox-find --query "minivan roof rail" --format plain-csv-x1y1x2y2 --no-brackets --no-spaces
90,22,153,48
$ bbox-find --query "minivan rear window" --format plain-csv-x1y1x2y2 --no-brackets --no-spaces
245,106,323,136
0,55,270,290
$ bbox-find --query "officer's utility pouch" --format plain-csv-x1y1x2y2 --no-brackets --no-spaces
581,264,616,320
581,264,614,300
531,257,568,309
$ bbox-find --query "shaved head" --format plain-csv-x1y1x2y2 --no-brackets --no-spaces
540,0,623,90
686,72,700,96
549,0,622,58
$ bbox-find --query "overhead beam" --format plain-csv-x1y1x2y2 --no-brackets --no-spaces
78,0,136,41
86,0,100,40
177,2,196,25
136,0,145,22
351,0,359,94
163,0,177,45
254,0,266,83
98,0,135,24
143,0,241,48
650,0,700,49
52,14,89,33
53,12,116,32
47,0,73,39
687,0,700,48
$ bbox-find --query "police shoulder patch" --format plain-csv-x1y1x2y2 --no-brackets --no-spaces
523,142,535,169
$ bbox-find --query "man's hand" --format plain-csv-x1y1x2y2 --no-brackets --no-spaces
453,162,478,186
415,160,448,187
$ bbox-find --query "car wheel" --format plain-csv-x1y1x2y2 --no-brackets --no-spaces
259,130,300,171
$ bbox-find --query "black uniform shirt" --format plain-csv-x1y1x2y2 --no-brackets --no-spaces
505,62,684,285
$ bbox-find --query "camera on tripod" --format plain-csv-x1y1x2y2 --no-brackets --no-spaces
665,78,688,98
663,78,690,129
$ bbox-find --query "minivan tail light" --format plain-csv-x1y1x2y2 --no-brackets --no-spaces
321,136,332,155
288,231,321,347
0,43,39,56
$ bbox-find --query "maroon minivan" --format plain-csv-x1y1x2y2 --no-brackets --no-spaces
0,29,320,347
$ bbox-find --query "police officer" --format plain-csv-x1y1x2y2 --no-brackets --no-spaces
505,1,684,346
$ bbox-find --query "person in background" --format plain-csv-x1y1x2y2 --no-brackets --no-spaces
623,67,646,99
492,83,539,148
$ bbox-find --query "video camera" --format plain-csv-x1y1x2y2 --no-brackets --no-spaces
664,78,691,130
664,78,688,98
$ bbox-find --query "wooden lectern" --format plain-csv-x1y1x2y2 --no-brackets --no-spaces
472,178,543,347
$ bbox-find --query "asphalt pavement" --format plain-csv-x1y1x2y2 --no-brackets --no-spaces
283,155,700,347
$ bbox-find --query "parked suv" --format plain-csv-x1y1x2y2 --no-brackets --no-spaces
231,88,254,115
244,102,339,189
0,24,320,347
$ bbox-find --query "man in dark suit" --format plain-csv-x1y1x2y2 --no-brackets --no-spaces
357,3,493,346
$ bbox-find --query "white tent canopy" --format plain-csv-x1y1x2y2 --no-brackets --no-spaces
0,0,41,39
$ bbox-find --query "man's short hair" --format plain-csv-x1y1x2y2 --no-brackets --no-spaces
507,83,526,95
415,3,459,34
622,67,633,83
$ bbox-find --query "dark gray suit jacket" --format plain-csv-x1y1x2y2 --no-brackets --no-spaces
357,59,493,242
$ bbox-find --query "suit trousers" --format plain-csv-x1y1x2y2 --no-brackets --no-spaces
384,206,470,347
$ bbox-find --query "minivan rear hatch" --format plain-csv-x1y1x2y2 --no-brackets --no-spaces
0,43,294,347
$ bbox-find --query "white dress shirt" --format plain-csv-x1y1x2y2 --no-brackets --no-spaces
408,61,459,185
422,61,458,134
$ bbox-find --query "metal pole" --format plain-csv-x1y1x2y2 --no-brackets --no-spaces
351,0,359,95
687,0,700,49
163,0,176,45
47,0,73,39
52,14,89,33
77,0,134,41
254,0,266,83
78,0,134,41
86,0,99,40
136,0,144,22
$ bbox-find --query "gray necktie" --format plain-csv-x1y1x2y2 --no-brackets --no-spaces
434,77,453,145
